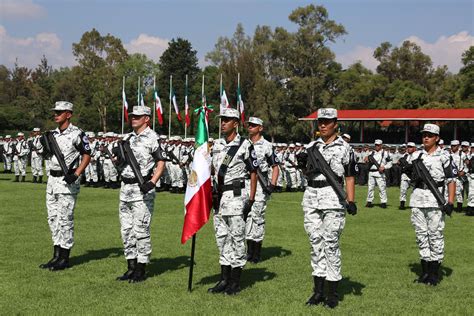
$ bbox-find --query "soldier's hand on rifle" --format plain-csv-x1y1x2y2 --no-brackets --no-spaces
442,203,454,216
64,173,78,184
347,201,357,215
140,181,156,194
379,166,385,173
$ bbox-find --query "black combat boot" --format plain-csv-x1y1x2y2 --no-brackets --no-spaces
252,242,262,263
414,259,429,283
14,175,19,182
39,245,61,269
116,259,137,281
246,240,255,261
38,176,43,183
306,276,325,306
208,265,231,293
225,267,243,295
365,202,373,208
21,176,25,182
324,281,340,308
426,261,441,286
129,262,146,283
84,181,91,187
456,203,463,213
32,176,37,183
399,201,405,210
50,247,70,271
380,203,387,209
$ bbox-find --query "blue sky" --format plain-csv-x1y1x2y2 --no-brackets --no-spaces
0,0,472,72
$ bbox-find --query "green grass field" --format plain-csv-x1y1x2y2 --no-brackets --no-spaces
1,173,473,315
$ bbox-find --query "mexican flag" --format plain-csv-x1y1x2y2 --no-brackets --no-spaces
220,89,229,115
122,87,129,122
237,83,245,124
154,89,164,125
172,89,183,121
181,105,212,244
185,94,191,127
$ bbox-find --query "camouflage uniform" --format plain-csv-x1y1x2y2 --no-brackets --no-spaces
118,126,163,264
13,138,30,177
103,140,118,186
3,138,13,172
45,123,91,250
366,146,392,205
302,136,354,282
400,149,417,204
450,148,466,205
284,146,298,190
212,134,258,268
31,135,44,178
85,138,100,184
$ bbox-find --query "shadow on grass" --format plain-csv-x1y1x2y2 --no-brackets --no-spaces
409,262,453,282
70,247,122,266
260,246,292,263
147,256,190,278
339,277,365,301
197,267,276,290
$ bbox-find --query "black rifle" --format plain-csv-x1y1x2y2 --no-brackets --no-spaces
412,157,449,215
307,145,349,209
118,140,145,185
42,132,69,175
256,168,271,195
368,153,382,173
166,148,181,165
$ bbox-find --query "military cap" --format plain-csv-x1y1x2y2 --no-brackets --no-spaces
130,106,151,116
450,140,460,146
219,108,240,120
247,117,263,126
51,101,73,112
421,123,440,135
374,139,383,145
317,108,337,119
461,141,469,147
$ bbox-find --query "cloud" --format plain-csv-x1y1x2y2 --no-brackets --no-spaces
337,31,474,73
125,34,169,61
0,0,46,20
0,25,75,69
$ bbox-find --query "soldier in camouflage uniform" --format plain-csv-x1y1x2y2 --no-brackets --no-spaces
208,108,258,295
399,143,417,210
113,106,166,283
39,101,91,271
12,132,30,182
30,128,44,183
365,139,392,208
84,132,100,187
449,140,465,212
244,117,279,263
2,135,13,173
302,108,357,309
408,124,455,286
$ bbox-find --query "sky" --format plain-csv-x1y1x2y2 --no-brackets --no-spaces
0,0,472,72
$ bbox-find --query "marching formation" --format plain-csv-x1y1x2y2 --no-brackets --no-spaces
1,102,470,309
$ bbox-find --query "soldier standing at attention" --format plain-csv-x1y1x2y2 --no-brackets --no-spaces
30,128,44,183
302,108,356,308
365,139,392,208
39,101,91,271
112,106,166,283
12,132,30,182
208,108,258,295
449,140,465,212
399,142,417,210
408,124,455,286
245,117,279,263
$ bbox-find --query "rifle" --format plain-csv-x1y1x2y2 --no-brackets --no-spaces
42,132,69,176
166,148,181,165
412,156,450,215
118,140,145,185
368,153,382,173
256,168,272,195
307,145,348,209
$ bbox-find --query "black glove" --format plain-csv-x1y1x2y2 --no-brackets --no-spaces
140,181,156,194
442,203,454,216
268,184,275,195
243,200,254,221
347,201,357,216
63,173,78,185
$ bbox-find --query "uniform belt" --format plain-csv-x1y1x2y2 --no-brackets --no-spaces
221,182,245,192
122,174,152,184
415,181,444,190
50,169,76,177
308,180,332,188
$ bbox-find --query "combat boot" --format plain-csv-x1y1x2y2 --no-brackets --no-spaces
14,176,19,182
38,176,43,183
39,245,61,269
208,265,231,293
246,240,255,261
84,181,91,187
426,261,441,286
32,176,37,183
225,267,242,295
50,247,70,271
365,202,373,208
414,259,429,283
116,259,137,281
306,276,325,306
399,201,405,210
456,203,463,213
129,262,146,283
252,242,262,263
21,176,25,182
324,281,340,308
380,203,387,209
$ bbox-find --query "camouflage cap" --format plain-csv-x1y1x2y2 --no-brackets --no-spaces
51,101,73,112
317,108,337,119
130,106,151,116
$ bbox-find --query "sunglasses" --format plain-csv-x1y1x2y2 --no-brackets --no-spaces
422,132,437,138
248,123,259,128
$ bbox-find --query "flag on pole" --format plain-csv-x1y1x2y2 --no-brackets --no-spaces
185,94,191,127
220,89,230,113
172,89,183,121
237,84,245,124
154,89,164,125
181,105,212,244
122,87,129,122
140,93,145,107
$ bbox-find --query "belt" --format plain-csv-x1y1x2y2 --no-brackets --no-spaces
415,181,444,190
308,180,332,188
221,182,245,192
50,169,76,177
122,174,152,184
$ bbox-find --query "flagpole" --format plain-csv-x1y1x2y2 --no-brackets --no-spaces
218,74,222,139
153,76,156,131
169,75,172,139
185,74,188,139
122,76,125,135
187,234,196,292
137,76,140,105
237,72,240,133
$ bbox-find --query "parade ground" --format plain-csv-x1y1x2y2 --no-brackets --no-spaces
1,173,472,315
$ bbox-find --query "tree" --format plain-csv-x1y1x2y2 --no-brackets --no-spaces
458,46,474,102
